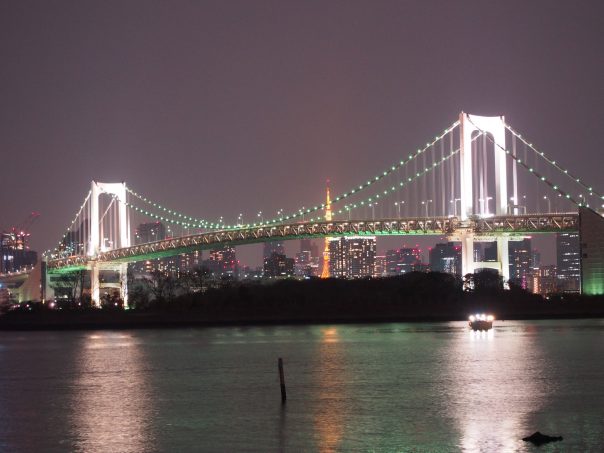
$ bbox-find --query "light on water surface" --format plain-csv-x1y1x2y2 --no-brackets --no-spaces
0,321,603,452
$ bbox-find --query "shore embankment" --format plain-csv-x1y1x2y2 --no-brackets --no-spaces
2,274,602,330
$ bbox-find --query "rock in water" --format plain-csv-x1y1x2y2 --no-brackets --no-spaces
522,431,563,446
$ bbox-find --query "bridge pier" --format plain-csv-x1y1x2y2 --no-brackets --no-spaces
119,263,129,308
90,262,129,308
456,230,511,285
91,262,100,307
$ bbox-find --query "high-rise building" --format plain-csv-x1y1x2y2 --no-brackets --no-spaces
557,233,581,292
296,238,320,276
471,242,498,263
178,250,202,273
205,246,238,278
508,238,532,289
263,241,285,260
328,236,376,278
131,222,169,274
579,207,604,295
429,242,461,275
294,250,313,277
483,242,498,262
374,255,387,277
386,247,421,276
531,248,541,269
0,232,37,274
264,252,294,278
532,265,557,295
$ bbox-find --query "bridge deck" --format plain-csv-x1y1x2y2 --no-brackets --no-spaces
46,213,579,272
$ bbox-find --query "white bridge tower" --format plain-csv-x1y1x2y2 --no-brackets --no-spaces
455,112,514,282
89,181,131,307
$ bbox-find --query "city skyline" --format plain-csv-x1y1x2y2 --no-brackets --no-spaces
1,1,603,259
2,4,604,453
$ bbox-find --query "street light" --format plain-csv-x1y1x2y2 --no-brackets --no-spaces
395,201,406,218
543,195,551,213
257,211,263,224
237,213,243,226
421,199,433,217
509,196,517,215
479,197,493,215
370,202,378,220
450,198,461,217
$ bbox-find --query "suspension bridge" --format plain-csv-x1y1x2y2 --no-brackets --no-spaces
5,112,604,305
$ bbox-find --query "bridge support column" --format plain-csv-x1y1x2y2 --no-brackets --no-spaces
461,232,475,278
458,230,511,287
497,236,510,283
119,263,129,308
91,262,100,307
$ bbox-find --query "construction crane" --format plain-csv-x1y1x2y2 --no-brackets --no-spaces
15,212,40,237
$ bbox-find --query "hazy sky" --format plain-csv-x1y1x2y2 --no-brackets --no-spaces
1,1,602,266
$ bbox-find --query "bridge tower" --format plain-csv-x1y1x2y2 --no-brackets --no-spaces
89,181,131,307
457,113,513,282
320,181,332,279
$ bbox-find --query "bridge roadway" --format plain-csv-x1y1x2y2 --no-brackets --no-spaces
45,213,579,273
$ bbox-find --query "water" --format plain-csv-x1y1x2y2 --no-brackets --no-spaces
1,320,603,452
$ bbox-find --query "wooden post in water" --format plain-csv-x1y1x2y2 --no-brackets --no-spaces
278,357,286,403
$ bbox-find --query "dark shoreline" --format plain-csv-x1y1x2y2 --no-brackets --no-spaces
1,310,603,331
3,273,603,331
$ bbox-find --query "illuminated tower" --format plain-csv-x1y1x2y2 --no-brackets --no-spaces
320,181,332,279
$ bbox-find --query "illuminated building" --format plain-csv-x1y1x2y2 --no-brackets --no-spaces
386,247,421,275
205,246,238,278
0,232,37,274
264,253,294,278
429,242,461,275
532,265,557,295
508,238,532,289
131,222,168,274
295,250,312,277
557,232,581,292
374,255,387,277
178,250,202,273
263,241,285,260
579,207,604,295
328,236,376,278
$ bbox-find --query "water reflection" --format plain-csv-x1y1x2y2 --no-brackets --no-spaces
69,332,155,453
445,323,546,452
313,327,347,452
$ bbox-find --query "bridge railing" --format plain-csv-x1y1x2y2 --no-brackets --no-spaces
46,217,458,270
46,213,580,271
473,213,579,234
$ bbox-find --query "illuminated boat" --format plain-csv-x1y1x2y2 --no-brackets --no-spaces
468,314,494,331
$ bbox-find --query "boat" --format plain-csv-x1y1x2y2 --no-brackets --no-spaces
468,314,494,331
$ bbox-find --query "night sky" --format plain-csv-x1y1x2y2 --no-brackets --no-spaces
1,1,603,266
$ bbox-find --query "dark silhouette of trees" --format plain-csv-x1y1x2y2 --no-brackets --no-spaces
49,270,86,302
464,269,503,293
